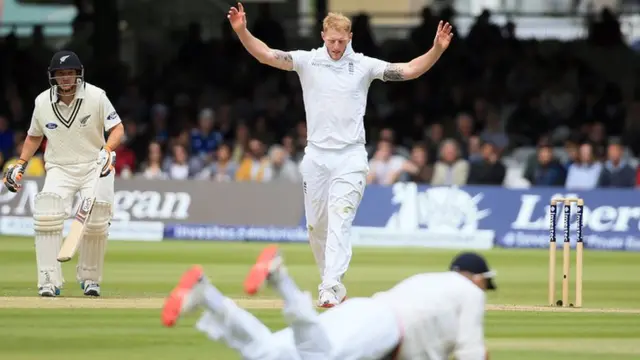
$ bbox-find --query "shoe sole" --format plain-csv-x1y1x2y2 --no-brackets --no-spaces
162,265,204,327
84,290,100,297
39,287,61,297
244,245,279,295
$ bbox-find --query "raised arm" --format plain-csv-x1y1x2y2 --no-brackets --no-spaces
382,21,454,82
238,31,294,71
228,2,294,71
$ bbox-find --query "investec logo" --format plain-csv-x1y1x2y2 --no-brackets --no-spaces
0,180,191,221
511,194,640,232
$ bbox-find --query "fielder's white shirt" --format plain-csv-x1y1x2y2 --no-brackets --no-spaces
373,272,487,360
28,83,122,166
289,43,388,150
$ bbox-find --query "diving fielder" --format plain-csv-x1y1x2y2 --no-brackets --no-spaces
2,50,124,297
228,3,454,307
163,245,494,360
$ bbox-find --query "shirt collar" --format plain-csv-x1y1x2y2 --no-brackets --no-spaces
606,160,627,171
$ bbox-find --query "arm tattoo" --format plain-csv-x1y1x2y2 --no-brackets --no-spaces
383,64,406,81
272,50,293,64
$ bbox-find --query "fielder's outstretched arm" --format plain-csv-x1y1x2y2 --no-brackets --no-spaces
235,28,294,71
382,47,445,82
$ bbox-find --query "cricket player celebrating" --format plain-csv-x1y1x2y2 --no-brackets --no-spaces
162,245,494,359
228,3,454,307
2,50,124,297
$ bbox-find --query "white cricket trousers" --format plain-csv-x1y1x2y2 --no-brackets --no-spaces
299,143,369,291
196,296,401,360
42,161,114,215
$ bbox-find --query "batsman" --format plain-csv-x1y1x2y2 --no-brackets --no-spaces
2,50,124,297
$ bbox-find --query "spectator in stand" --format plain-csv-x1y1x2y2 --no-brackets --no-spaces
426,123,444,164
166,144,196,180
524,143,567,186
378,128,410,158
191,108,224,163
149,104,170,146
479,107,509,154
565,142,604,190
585,121,608,160
367,140,406,185
282,135,303,163
563,136,580,168
402,143,433,184
140,141,168,180
236,138,272,182
199,143,238,182
120,118,148,166
268,145,300,182
467,136,483,163
114,140,136,178
431,139,469,186
254,115,277,146
467,141,506,185
454,113,474,159
599,142,636,188
231,122,250,163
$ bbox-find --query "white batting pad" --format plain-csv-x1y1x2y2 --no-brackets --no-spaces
33,192,66,288
77,201,111,283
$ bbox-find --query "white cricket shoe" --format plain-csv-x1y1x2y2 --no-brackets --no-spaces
162,265,207,327
38,283,60,297
83,281,101,297
318,283,347,308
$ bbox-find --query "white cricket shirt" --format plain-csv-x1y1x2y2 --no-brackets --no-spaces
289,42,389,150
28,83,122,166
373,272,487,360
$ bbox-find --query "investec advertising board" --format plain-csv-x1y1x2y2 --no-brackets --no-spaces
2,178,639,251
0,177,307,242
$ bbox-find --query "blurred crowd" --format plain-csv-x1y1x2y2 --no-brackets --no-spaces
1,5,640,189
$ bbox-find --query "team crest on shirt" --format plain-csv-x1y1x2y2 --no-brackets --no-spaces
79,115,91,127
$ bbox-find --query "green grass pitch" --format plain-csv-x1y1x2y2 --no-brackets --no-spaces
1,236,639,359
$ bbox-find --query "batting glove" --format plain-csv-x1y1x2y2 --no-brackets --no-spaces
2,159,27,192
97,146,116,178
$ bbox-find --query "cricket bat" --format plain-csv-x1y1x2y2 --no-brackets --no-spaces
57,165,103,262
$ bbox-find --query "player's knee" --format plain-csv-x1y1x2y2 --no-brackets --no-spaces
329,192,360,221
86,201,111,235
33,192,65,232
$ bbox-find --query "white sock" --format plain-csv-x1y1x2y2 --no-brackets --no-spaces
271,269,301,305
203,284,226,313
